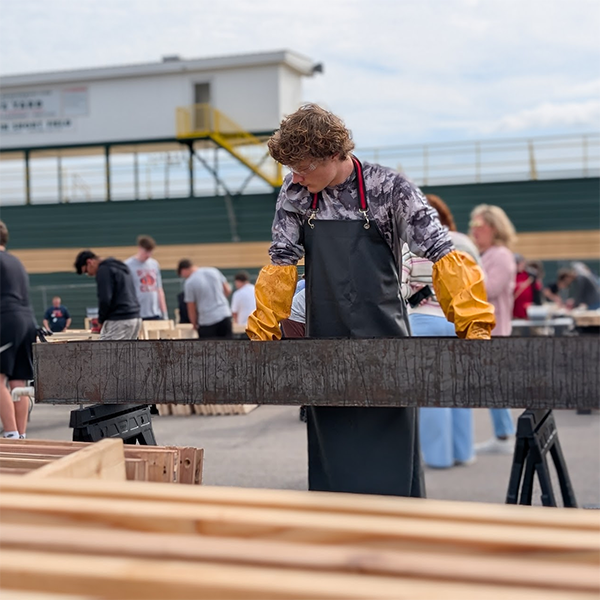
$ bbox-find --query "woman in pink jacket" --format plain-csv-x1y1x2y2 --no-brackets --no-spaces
469,204,517,454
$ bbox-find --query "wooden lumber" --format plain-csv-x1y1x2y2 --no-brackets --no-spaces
0,439,203,484
125,458,148,481
33,337,600,409
24,438,126,481
572,310,600,327
0,475,597,599
171,446,204,485
1,474,596,532
140,319,175,340
1,489,597,558
191,404,258,416
0,456,53,470
0,591,96,600
1,523,597,593
6,548,592,600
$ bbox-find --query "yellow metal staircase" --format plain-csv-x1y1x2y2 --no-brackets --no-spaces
176,104,283,188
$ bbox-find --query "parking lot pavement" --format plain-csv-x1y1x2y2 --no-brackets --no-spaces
25,403,600,507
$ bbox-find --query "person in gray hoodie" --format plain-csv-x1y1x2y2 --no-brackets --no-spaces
74,250,141,340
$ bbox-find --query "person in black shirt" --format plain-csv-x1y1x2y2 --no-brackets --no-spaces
43,296,71,332
74,250,141,339
555,267,600,311
0,220,36,439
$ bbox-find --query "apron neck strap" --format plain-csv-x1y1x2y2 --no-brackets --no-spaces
311,156,367,211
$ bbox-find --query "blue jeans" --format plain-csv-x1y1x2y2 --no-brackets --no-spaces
490,408,515,438
409,313,474,468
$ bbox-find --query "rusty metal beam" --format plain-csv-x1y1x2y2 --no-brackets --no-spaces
33,338,599,409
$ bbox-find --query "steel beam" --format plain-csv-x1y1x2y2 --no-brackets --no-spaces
33,338,599,409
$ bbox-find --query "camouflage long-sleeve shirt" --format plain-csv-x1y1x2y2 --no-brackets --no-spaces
269,160,454,268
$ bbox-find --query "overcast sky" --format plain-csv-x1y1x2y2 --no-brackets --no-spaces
0,0,598,147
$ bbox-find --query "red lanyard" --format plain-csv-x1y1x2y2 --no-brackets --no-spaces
310,156,367,211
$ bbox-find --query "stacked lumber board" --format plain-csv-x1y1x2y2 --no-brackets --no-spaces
46,329,100,342
162,403,258,416
0,476,597,599
0,438,203,484
572,309,600,327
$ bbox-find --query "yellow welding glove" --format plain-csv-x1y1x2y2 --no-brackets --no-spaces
246,264,298,341
432,250,496,340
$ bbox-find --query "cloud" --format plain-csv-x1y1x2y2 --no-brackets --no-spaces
0,0,598,146
486,100,600,133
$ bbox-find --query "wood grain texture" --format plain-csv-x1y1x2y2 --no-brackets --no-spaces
1,523,597,593
0,440,203,484
33,338,600,409
1,491,597,556
1,474,597,599
24,438,126,481
5,548,591,600
1,476,597,531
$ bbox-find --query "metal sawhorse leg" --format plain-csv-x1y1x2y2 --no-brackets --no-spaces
69,403,157,445
506,409,577,507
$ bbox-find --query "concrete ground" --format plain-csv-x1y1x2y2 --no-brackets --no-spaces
25,402,600,508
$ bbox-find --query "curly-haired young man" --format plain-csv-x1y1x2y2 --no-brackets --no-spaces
247,104,495,497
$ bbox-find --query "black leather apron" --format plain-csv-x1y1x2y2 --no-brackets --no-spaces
303,157,424,497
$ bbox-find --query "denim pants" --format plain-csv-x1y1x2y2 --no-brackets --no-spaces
490,408,515,438
409,313,474,468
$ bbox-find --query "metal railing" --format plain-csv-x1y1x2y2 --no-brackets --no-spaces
357,133,600,187
1,132,598,206
176,103,282,187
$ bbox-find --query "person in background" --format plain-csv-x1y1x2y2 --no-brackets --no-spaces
125,235,168,320
513,254,542,319
543,279,564,307
230,271,256,328
469,205,517,455
176,291,191,324
0,220,37,439
295,274,306,295
280,287,306,339
74,250,141,340
555,266,600,311
43,296,71,332
177,259,232,338
401,194,478,469
280,286,308,422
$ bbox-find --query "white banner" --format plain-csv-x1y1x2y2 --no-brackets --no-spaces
0,89,61,120
0,87,88,135
0,118,75,134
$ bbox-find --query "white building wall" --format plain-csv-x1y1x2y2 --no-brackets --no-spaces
0,59,309,150
278,65,304,120
208,66,281,132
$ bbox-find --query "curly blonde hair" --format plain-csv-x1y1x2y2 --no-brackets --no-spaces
470,204,517,249
268,103,355,166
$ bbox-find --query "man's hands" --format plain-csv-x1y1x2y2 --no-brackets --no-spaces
246,265,297,341
432,250,496,339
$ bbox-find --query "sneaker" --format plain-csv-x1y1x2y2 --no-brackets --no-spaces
475,436,515,455
454,456,477,466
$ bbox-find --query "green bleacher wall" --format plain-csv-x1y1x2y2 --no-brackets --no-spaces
2,177,598,327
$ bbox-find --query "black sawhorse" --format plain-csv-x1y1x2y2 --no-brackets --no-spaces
506,409,577,507
69,403,157,445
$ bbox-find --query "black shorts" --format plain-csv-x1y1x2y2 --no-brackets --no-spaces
0,311,36,381
197,317,233,339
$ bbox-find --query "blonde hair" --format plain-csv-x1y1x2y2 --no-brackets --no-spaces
470,204,517,249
